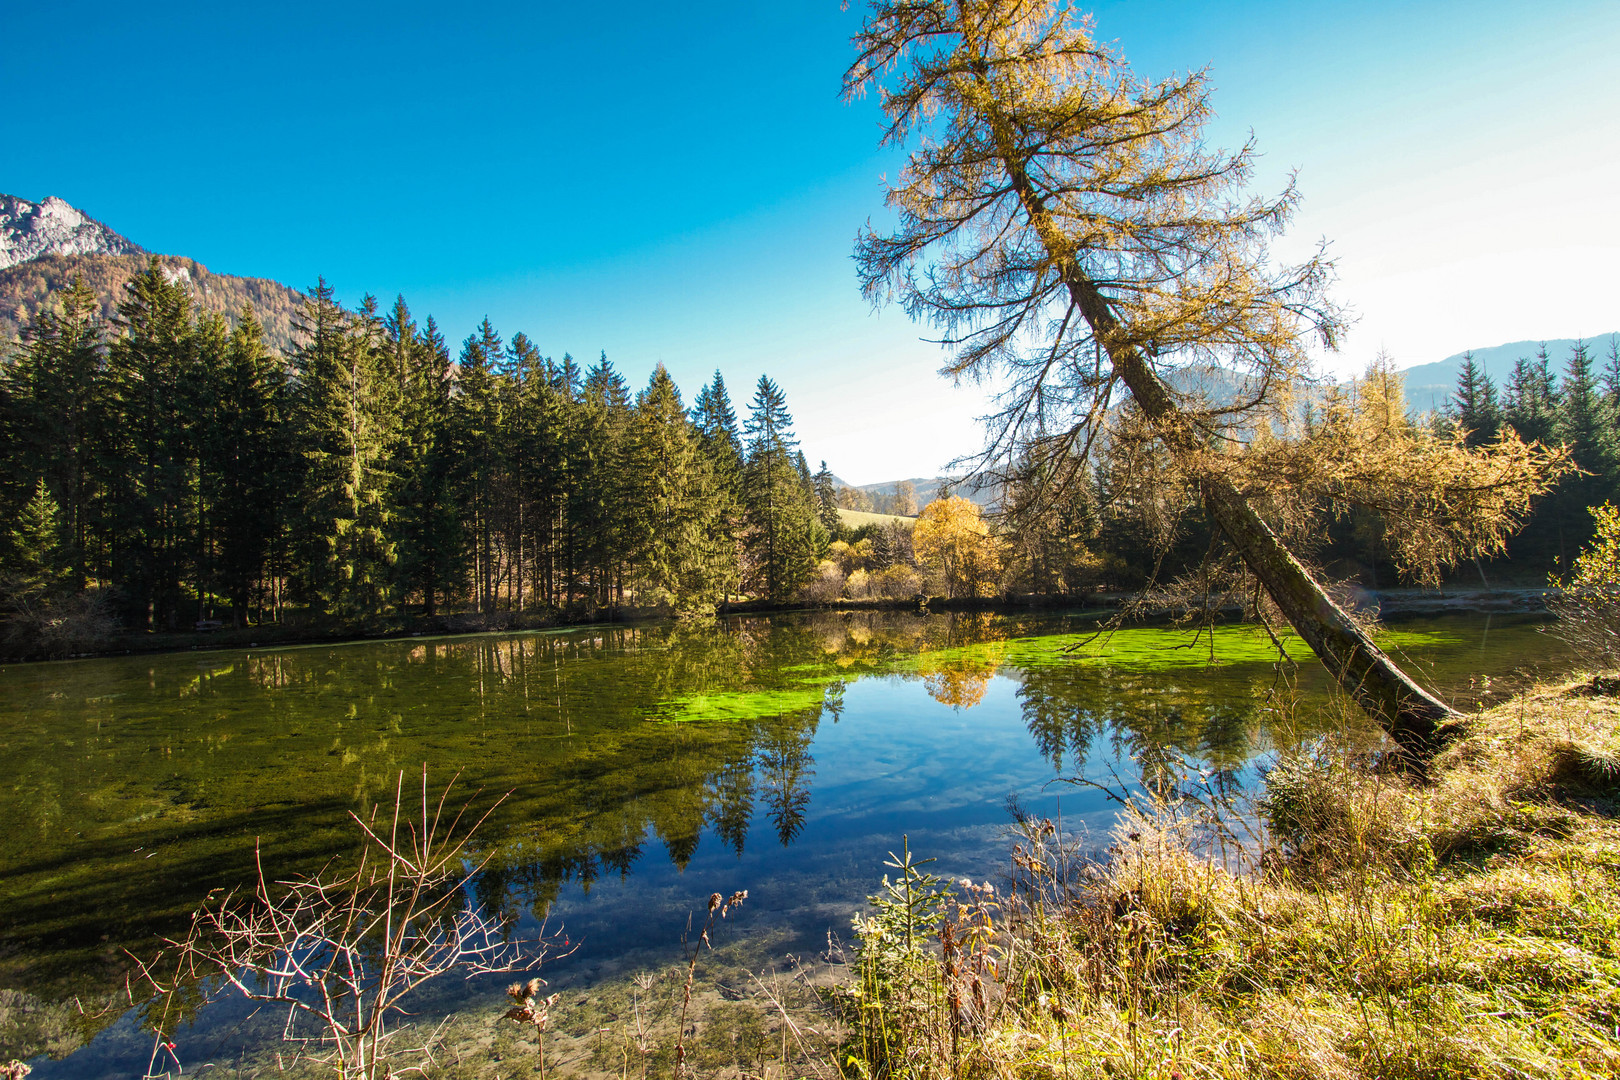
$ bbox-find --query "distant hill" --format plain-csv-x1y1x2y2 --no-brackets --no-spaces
832,474,999,510
0,252,306,356
0,193,144,270
1398,335,1619,415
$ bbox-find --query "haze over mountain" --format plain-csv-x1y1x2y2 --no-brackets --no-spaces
1396,336,1620,415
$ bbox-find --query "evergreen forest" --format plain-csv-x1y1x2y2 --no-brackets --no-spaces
0,264,828,645
2,263,1617,654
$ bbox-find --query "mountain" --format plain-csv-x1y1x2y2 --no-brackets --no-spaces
1398,336,1619,414
0,193,145,269
830,473,999,511
0,252,307,356
0,195,306,355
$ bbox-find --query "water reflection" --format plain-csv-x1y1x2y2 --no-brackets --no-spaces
0,610,1572,1065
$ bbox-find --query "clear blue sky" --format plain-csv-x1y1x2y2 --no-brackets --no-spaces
5,1,1616,484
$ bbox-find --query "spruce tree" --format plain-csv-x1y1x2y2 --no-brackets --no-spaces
1449,350,1500,448
813,460,840,535
1502,346,1559,447
390,310,462,616
105,260,199,628
291,280,396,620
7,277,106,590
452,318,506,613
627,364,731,609
692,371,746,600
741,376,822,600
1552,340,1619,558
6,480,70,596
584,354,636,605
206,306,292,624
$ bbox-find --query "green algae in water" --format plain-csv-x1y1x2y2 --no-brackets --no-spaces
655,685,833,723
649,624,1463,724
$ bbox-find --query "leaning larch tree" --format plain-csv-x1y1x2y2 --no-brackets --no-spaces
846,0,1568,749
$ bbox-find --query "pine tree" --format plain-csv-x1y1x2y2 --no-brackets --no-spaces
291,280,396,620
741,376,822,600
7,277,106,590
813,461,840,535
205,307,292,624
452,318,506,613
1449,350,1500,448
1502,345,1559,447
105,260,199,628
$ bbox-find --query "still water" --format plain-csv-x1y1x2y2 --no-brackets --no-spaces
0,609,1573,1073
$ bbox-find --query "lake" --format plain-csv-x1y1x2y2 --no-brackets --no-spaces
0,609,1574,1075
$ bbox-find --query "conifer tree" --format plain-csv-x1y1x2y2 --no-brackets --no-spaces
1503,346,1559,447
105,260,199,628
453,318,507,613
574,354,634,606
5,480,70,596
1552,340,1619,558
813,461,840,535
1449,350,1500,448
1602,335,1620,418
291,280,396,619
389,309,462,616
628,364,732,609
741,376,822,600
845,0,1565,742
692,371,746,601
207,307,292,624
7,277,106,589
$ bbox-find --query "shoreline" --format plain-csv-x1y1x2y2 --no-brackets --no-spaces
2,586,1556,665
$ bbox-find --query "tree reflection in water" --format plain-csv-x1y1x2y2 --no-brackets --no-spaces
0,610,1540,1063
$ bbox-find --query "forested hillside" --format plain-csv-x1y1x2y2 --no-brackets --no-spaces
0,253,306,354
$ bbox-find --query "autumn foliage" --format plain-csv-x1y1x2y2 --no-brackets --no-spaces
913,497,1005,599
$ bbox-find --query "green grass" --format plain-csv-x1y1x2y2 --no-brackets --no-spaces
836,507,915,530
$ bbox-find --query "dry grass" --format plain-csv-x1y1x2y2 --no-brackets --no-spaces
837,672,1620,1080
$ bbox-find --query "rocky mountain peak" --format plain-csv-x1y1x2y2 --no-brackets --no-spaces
0,192,145,271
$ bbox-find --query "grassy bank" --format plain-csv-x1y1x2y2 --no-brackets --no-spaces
839,673,1620,1080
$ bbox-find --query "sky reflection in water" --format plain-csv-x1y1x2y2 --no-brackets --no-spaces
0,610,1573,1075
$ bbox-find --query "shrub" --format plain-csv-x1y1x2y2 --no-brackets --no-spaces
1547,502,1620,668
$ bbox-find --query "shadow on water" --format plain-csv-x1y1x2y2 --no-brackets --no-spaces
0,609,1574,1068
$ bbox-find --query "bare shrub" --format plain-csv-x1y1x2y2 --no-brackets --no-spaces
0,578,115,659
800,562,846,604
135,768,569,1080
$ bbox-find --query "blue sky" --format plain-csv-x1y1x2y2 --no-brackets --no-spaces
5,1,1616,483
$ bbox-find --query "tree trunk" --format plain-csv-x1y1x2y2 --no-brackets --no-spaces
1068,275,1459,749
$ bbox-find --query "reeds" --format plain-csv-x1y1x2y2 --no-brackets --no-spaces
834,675,1620,1080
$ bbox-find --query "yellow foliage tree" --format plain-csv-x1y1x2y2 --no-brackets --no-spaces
913,497,1005,598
